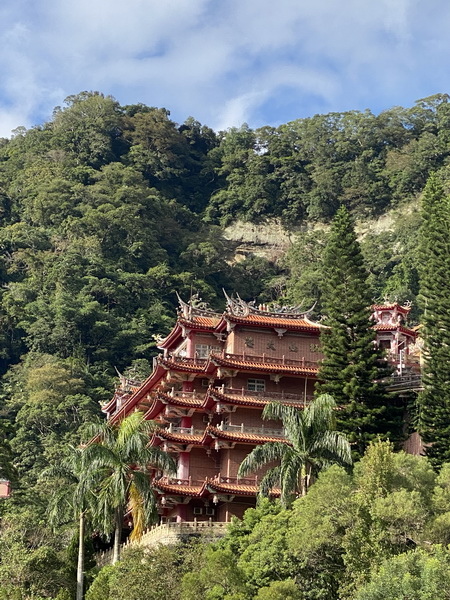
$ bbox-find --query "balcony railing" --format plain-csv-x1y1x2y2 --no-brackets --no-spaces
385,374,423,391
218,352,319,369
160,355,208,367
169,389,203,399
166,424,204,436
163,352,319,369
387,353,421,365
217,422,286,438
221,386,313,404
156,475,260,487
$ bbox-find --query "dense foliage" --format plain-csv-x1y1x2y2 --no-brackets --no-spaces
417,174,450,467
317,207,401,457
84,442,450,600
0,91,449,598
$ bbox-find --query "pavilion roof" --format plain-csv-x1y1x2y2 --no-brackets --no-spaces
372,302,411,314
373,324,417,337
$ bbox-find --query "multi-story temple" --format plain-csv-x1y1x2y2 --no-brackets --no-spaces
101,295,418,524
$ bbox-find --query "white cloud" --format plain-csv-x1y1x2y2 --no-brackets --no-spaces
0,0,449,137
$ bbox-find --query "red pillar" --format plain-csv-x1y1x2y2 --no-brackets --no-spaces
177,451,190,480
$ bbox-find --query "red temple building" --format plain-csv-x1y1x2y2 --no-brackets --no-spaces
0,479,11,499
101,296,418,525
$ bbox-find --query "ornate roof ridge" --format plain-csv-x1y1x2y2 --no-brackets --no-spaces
176,292,222,320
223,290,317,319
372,300,412,313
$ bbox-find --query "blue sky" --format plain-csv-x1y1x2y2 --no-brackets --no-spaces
0,0,449,137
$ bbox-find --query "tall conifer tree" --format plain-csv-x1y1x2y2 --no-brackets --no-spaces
418,174,450,467
317,206,399,458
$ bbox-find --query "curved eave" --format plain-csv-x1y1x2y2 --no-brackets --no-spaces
206,482,281,497
143,398,165,421
159,358,216,375
152,429,204,446
208,389,305,409
153,481,207,497
157,322,184,350
156,391,204,409
210,355,319,376
109,363,167,424
374,325,417,337
178,316,220,331
373,303,411,314
206,426,288,445
158,317,222,351
101,392,128,414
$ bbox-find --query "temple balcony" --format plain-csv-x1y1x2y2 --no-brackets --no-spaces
155,475,259,487
217,422,286,439
161,355,208,368
162,352,319,370
387,353,421,372
220,386,313,405
215,352,319,369
166,423,205,436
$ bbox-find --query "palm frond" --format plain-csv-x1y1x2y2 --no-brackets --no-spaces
258,466,282,499
145,447,177,475
308,430,352,466
305,393,336,431
238,442,290,477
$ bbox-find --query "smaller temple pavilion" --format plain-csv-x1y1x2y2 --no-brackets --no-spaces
102,296,418,525
372,301,419,375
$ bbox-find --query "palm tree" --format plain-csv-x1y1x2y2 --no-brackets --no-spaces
238,394,352,506
84,411,176,564
42,445,98,600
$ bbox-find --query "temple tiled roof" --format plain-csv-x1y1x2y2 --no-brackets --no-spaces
373,324,417,336
211,354,319,376
154,480,205,497
373,303,411,313
178,316,221,329
224,313,322,331
206,426,287,444
153,428,204,445
159,357,211,373
206,481,280,497
209,389,306,409
153,478,281,498
157,391,204,408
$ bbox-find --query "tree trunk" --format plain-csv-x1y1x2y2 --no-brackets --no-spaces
303,462,312,495
112,507,123,564
76,511,85,600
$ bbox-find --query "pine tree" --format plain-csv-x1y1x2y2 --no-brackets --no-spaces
417,174,450,467
317,206,400,458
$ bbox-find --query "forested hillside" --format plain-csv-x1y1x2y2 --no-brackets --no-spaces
1,91,450,599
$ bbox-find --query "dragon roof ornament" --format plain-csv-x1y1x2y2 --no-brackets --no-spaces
176,292,221,320
223,290,317,320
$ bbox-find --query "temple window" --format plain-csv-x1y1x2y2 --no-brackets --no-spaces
195,344,221,359
247,378,266,392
